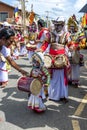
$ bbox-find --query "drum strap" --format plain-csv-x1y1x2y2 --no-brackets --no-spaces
42,67,50,85
0,68,7,72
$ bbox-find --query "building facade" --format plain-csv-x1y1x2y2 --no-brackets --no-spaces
0,1,15,22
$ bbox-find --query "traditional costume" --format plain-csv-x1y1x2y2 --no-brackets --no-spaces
36,19,50,55
37,28,50,53
11,44,19,60
28,52,50,112
41,43,70,102
26,22,37,63
40,18,71,102
0,46,10,86
19,37,27,57
67,15,83,87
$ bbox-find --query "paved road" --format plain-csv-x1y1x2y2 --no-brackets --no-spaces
0,50,87,130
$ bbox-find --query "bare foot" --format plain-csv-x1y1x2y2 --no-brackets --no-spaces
1,82,8,88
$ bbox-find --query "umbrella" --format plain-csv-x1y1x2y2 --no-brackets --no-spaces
79,4,87,13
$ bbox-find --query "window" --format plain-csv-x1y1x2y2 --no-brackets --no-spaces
0,12,8,22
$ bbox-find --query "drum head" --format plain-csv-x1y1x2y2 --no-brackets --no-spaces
44,54,52,68
30,79,42,96
29,33,37,41
54,54,66,68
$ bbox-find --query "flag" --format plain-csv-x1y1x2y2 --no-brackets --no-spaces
29,11,35,25
81,14,87,27
14,7,18,18
14,7,19,22
82,15,86,27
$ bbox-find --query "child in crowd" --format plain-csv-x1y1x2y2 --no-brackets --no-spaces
28,52,50,112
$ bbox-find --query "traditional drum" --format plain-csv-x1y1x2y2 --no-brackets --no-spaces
29,32,37,41
17,76,42,96
26,43,37,51
44,54,52,68
30,78,42,95
54,54,67,68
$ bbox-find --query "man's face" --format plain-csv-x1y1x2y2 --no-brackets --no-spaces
69,26,75,33
55,24,63,32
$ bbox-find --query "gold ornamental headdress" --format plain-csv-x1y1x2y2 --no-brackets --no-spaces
67,16,78,32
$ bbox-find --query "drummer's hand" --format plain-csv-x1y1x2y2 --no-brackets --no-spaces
19,69,30,76
35,48,43,52
35,39,40,44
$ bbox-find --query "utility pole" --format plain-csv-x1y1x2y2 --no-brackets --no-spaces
45,11,49,28
17,0,28,35
21,0,26,34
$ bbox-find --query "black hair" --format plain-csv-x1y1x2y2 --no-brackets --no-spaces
0,28,15,39
37,19,45,27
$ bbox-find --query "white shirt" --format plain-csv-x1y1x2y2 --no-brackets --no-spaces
0,45,10,69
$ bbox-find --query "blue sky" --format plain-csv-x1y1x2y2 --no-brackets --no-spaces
2,0,87,20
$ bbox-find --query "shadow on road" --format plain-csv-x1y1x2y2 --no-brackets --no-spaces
0,79,87,130
0,52,87,130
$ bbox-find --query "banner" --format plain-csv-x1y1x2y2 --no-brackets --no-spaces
14,7,19,22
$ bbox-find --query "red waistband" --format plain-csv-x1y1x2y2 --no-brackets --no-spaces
49,48,65,55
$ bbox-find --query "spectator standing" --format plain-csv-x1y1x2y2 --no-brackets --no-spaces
0,28,29,88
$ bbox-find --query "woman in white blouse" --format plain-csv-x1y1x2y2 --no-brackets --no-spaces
0,28,29,88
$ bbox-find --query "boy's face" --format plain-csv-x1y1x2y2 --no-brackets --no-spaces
33,59,40,67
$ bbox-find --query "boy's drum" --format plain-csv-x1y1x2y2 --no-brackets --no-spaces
44,54,52,68
17,76,42,96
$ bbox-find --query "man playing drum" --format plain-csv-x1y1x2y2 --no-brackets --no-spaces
38,17,71,103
